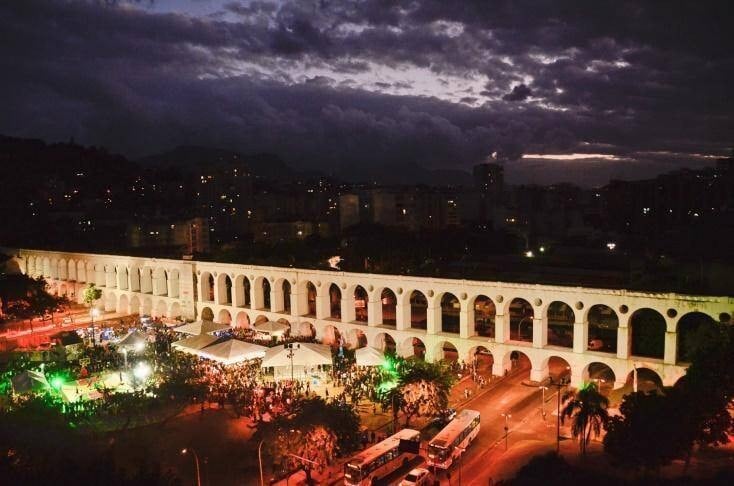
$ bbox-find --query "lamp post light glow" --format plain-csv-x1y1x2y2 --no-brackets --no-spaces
181,448,201,486
133,361,151,386
89,307,100,346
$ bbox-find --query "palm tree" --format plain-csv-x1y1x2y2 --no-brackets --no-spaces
561,381,610,455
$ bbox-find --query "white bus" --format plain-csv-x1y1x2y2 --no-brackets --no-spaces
344,428,421,486
426,409,480,469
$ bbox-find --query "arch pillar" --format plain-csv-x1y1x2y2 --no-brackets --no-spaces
341,294,356,323
532,317,546,348
664,331,677,365
613,377,627,390
495,313,508,343
459,307,470,339
315,292,330,320
251,284,264,310
530,363,549,383
492,358,506,377
616,324,630,360
395,299,409,331
290,288,303,317
570,367,584,388
426,304,440,334
573,318,588,353
367,299,380,326
272,287,284,314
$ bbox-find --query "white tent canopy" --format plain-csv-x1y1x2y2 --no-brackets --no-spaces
355,346,386,367
116,330,148,350
254,320,290,337
200,339,268,365
172,334,221,356
261,343,333,368
175,320,231,336
11,370,49,394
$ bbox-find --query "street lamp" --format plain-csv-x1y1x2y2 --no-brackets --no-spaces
539,386,548,420
285,343,300,382
257,439,265,486
89,307,100,345
547,378,566,454
516,316,531,341
501,413,511,450
181,448,201,486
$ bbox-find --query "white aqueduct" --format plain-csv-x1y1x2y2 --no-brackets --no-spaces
10,248,733,390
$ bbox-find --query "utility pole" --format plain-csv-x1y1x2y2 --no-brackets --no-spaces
547,378,566,454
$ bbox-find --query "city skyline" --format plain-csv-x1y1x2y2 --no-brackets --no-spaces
1,1,732,186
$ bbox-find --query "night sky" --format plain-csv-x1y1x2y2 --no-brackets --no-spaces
1,0,732,186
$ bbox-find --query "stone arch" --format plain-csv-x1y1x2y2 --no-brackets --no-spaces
218,308,232,325
140,267,153,294
49,258,58,279
58,259,68,280
282,279,292,314
142,296,153,315
104,292,116,312
168,269,180,298
539,355,572,383
354,285,369,323
581,362,616,392
630,308,666,359
254,315,269,324
508,298,534,342
380,288,397,326
472,295,496,338
625,367,664,393
547,301,574,348
347,328,368,349
59,283,68,297
235,311,250,328
117,266,129,290
500,349,532,377
217,273,233,305
676,312,717,363
154,299,168,318
409,290,428,330
200,272,215,302
169,301,182,319
153,268,168,296
587,304,618,354
321,324,341,346
328,283,341,319
434,340,459,362
253,276,271,310
440,292,460,334
468,345,494,374
129,295,141,315
68,259,77,281
200,306,214,321
373,332,397,355
77,261,87,283
303,281,317,317
400,336,426,360
43,257,51,277
299,321,316,338
118,294,129,314
234,275,251,307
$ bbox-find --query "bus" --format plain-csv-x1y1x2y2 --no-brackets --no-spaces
344,428,421,485
426,409,480,469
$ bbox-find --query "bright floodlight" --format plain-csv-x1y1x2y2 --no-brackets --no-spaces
134,362,151,380
91,308,100,317
134,341,146,352
51,376,64,390
524,250,534,258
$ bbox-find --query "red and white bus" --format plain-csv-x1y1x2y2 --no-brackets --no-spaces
427,409,480,469
344,428,421,485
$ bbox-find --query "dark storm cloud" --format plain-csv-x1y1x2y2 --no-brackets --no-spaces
0,0,732,185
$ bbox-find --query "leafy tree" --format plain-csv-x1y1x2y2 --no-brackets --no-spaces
380,359,456,426
0,272,66,328
82,283,102,307
603,389,691,473
561,381,609,455
259,397,360,482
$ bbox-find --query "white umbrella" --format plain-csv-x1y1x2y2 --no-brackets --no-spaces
254,320,290,337
116,330,148,350
174,320,231,335
261,342,332,368
199,339,268,365
355,346,386,367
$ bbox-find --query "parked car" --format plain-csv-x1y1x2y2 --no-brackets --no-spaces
430,408,457,427
399,468,431,486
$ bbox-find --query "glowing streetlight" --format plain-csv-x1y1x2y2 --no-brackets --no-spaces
501,413,511,450
539,385,548,420
133,361,151,384
181,448,201,486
